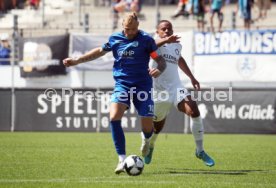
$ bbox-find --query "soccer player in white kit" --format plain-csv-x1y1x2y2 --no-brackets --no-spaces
146,20,215,167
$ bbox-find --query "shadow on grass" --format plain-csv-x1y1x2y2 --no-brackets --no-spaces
154,169,270,176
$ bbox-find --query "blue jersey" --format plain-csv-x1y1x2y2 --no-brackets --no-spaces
102,30,158,86
192,0,204,14
211,0,223,10
0,46,10,65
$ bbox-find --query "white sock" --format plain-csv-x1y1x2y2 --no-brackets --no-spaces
118,155,126,162
141,132,151,142
190,116,204,152
149,133,158,148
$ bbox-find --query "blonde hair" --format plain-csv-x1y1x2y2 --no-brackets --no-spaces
123,12,138,26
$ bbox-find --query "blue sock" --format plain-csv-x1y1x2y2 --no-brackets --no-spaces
143,130,153,139
110,120,125,155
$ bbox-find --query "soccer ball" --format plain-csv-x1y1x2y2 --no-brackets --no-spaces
124,155,144,176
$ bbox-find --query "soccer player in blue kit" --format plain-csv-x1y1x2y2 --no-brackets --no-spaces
63,13,166,174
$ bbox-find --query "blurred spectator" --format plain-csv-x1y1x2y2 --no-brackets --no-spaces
101,0,111,6
209,0,224,32
237,0,254,30
29,0,40,10
112,0,144,30
113,0,141,14
0,0,20,13
171,0,190,19
12,0,17,8
256,0,271,20
17,0,27,9
0,0,4,13
191,0,206,32
0,33,11,65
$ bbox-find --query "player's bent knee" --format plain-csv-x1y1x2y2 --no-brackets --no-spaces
141,117,154,132
189,105,200,118
110,115,122,121
154,125,163,134
189,109,200,117
109,110,125,121
153,119,166,134
179,100,200,117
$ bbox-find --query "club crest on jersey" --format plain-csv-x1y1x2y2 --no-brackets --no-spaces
131,41,139,47
175,49,180,55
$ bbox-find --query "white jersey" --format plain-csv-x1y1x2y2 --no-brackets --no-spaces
149,42,190,121
149,42,183,92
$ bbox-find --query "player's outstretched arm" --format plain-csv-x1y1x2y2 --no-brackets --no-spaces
63,47,108,67
149,53,166,78
178,56,200,90
155,35,181,47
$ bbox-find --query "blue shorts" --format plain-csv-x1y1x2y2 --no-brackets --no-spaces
111,82,154,117
211,9,223,20
211,8,222,14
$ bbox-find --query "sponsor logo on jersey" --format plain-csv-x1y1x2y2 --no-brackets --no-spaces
117,50,135,57
162,53,177,64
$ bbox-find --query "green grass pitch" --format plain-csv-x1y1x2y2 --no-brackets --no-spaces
0,133,276,188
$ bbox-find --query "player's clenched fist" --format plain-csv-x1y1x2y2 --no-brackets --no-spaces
63,58,79,67
148,68,161,78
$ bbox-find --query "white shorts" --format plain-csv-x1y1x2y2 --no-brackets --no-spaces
153,87,190,122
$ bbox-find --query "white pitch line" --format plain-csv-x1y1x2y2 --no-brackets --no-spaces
0,179,67,183
1,178,275,186
0,178,177,185
79,180,177,184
